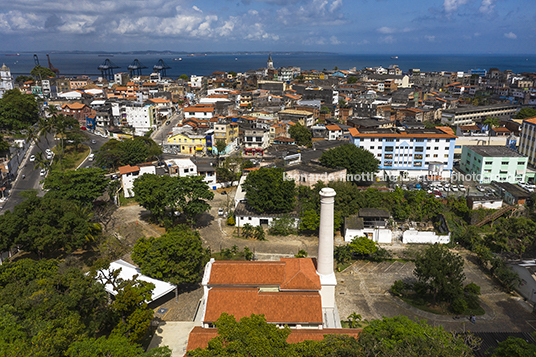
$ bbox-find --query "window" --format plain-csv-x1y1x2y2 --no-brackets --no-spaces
386,138,394,142
444,154,449,158
184,169,189,173
501,161,508,165
416,138,425,142
518,161,526,165
485,161,492,165
434,154,438,158
435,139,440,142
415,147,424,152
426,154,430,157
385,146,394,152
427,147,431,150
434,147,439,150
370,146,375,150
370,138,375,142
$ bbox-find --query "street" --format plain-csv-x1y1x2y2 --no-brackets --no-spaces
0,131,109,214
151,109,183,148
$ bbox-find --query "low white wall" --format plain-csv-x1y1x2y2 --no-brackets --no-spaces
345,228,392,244
236,215,299,228
402,229,450,244
509,264,536,304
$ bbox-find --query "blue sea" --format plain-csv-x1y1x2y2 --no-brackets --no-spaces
2,52,535,78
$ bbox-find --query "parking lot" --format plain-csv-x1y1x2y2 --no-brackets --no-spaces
336,252,536,333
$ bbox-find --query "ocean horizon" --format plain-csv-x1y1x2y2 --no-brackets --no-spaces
2,52,535,79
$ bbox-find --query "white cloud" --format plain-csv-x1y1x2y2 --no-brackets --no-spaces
329,0,342,13
424,35,435,42
377,26,411,34
377,26,396,34
504,32,517,39
479,0,495,14
443,0,470,13
380,35,395,44
192,6,203,13
330,35,340,45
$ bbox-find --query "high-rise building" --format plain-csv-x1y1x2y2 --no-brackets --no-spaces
0,64,14,98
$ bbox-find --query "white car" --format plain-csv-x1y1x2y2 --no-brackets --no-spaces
29,155,35,162
40,169,46,176
218,208,225,216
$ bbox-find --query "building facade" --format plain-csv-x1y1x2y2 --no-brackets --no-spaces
460,145,528,184
349,127,457,178
518,117,536,167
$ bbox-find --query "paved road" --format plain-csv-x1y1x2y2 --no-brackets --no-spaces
0,131,109,213
152,109,183,147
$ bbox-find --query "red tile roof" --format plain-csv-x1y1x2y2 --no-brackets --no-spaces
280,258,320,290
325,125,341,131
118,165,139,175
203,288,323,324
524,117,536,125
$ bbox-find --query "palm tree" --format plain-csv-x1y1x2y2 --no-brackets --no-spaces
483,116,500,146
254,225,265,241
241,223,254,239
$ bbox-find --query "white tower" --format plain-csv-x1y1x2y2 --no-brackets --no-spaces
0,64,14,98
267,54,274,70
317,187,337,315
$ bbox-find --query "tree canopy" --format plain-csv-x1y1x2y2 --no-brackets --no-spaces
0,258,171,356
0,192,102,257
133,174,214,224
0,89,39,130
515,107,536,119
359,315,473,356
131,225,211,285
30,65,56,79
488,217,536,259
288,123,312,146
187,313,473,357
96,137,162,170
319,143,379,179
242,167,297,213
413,244,466,303
43,167,110,206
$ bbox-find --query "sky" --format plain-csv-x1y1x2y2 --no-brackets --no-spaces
0,0,534,54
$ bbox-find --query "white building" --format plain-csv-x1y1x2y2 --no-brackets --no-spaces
344,209,392,244
0,64,14,98
190,75,203,88
119,164,156,198
165,158,198,177
124,104,155,135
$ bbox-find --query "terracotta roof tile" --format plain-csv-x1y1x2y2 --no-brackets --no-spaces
523,117,536,125
209,261,286,286
325,125,341,131
118,165,139,175
280,258,321,290
203,288,323,324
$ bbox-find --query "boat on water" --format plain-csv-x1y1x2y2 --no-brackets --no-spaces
98,54,114,57
391,56,398,59
172,58,182,61
5,53,19,57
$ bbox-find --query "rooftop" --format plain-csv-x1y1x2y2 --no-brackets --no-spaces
464,145,524,158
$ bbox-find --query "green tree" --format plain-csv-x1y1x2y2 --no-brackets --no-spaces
0,89,39,130
30,65,56,79
44,168,110,206
0,135,9,153
254,225,265,240
215,139,227,159
490,336,536,356
15,75,33,84
413,244,466,303
489,217,536,259
288,123,312,146
187,313,293,357
243,167,296,213
349,236,378,256
359,315,474,357
179,74,189,81
483,116,500,145
334,245,352,264
515,107,536,119
133,174,213,224
320,143,379,180
67,335,172,357
241,223,254,239
0,193,102,256
131,226,211,285
347,76,358,84
299,209,319,231
96,137,162,170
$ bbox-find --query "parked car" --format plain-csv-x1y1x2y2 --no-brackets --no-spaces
29,155,35,162
40,169,46,176
91,140,96,144
88,154,95,161
218,208,225,216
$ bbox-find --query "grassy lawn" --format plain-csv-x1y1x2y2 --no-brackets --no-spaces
400,293,486,316
51,144,90,171
119,193,138,207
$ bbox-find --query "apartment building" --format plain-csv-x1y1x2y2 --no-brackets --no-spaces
518,117,536,167
124,103,155,135
349,127,457,178
167,130,207,155
243,127,270,156
441,104,518,126
460,146,527,184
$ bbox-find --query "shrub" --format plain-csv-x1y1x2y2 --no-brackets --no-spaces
334,245,352,264
295,249,308,258
391,280,406,297
464,282,481,295
227,215,235,226
243,247,253,261
451,297,468,314
369,247,392,262
269,216,297,236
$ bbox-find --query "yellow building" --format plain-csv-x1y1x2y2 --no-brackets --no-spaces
214,122,239,145
167,131,207,155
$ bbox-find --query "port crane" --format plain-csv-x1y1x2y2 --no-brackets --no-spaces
98,58,120,81
127,59,147,77
153,59,171,77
